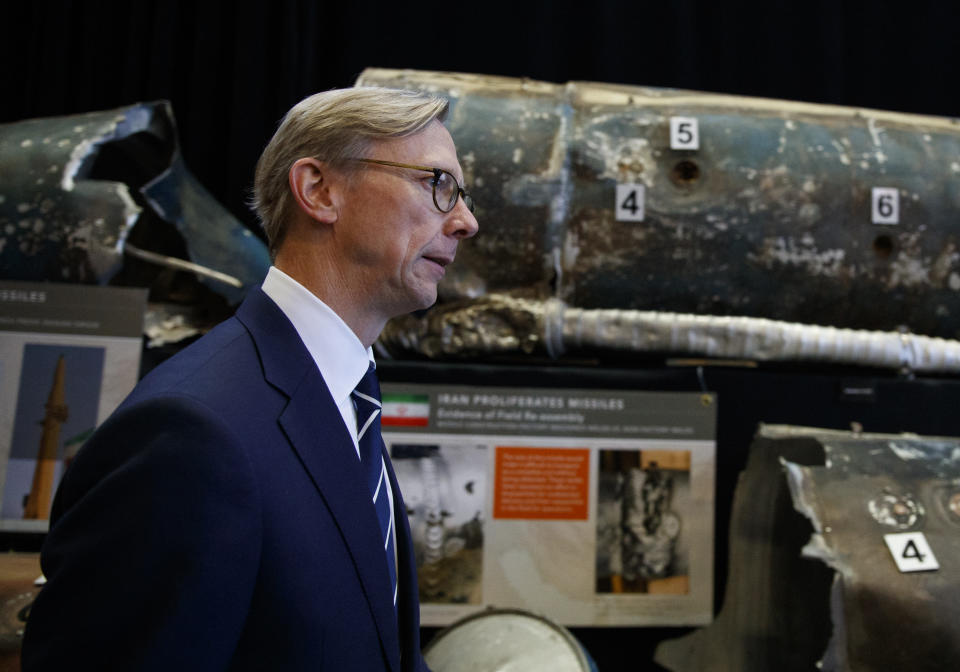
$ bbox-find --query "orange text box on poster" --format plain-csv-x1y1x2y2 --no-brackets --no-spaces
493,447,590,520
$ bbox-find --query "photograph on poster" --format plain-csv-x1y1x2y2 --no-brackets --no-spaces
595,448,692,595
389,442,488,605
1,343,104,521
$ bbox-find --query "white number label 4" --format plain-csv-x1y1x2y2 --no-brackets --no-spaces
616,183,645,222
884,532,939,572
872,187,900,225
670,117,699,150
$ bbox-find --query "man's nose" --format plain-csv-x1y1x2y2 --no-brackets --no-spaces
446,197,479,239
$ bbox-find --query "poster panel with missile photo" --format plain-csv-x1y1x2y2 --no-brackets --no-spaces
0,281,146,532
382,382,716,627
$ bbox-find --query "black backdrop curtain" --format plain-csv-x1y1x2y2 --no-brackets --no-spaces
4,0,960,234
4,3,960,667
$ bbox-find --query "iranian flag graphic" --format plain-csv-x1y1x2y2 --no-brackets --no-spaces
381,394,430,427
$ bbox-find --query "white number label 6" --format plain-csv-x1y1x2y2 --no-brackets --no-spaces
872,187,900,225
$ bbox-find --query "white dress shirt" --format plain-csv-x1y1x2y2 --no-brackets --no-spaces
261,266,397,558
262,266,372,456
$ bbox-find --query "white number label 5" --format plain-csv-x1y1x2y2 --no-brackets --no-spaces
872,187,900,225
670,117,699,150
616,183,645,222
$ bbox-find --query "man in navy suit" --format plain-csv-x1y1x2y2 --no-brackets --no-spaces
22,87,479,671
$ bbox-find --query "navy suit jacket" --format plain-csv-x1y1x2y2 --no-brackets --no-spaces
22,289,428,671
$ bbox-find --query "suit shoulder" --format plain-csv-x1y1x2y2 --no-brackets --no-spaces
130,317,263,405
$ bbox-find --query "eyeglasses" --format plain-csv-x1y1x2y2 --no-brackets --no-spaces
348,158,476,214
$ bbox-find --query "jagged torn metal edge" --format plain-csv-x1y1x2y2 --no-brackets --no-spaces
781,457,849,672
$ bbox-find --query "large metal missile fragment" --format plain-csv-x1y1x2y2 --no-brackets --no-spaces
0,102,269,305
655,424,960,670
780,426,960,671
357,69,960,340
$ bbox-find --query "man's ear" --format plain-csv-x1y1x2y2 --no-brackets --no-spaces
289,158,339,224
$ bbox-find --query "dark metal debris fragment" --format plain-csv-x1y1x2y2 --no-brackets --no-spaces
0,102,269,306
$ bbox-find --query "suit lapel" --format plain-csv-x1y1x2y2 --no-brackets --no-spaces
236,290,402,671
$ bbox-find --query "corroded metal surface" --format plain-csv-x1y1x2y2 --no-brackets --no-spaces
656,426,960,670
0,102,269,305
376,295,960,374
777,425,960,671
358,69,960,339
0,107,143,283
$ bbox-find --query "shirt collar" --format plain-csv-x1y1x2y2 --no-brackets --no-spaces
261,266,374,406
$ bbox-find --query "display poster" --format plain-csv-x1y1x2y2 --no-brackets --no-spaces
382,383,717,627
0,281,146,532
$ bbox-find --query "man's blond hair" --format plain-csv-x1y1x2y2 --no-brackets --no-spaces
252,87,449,256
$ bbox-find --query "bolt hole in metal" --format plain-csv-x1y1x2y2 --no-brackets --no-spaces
670,159,700,186
873,234,894,258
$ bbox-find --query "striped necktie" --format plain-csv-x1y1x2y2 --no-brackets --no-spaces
352,363,398,610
